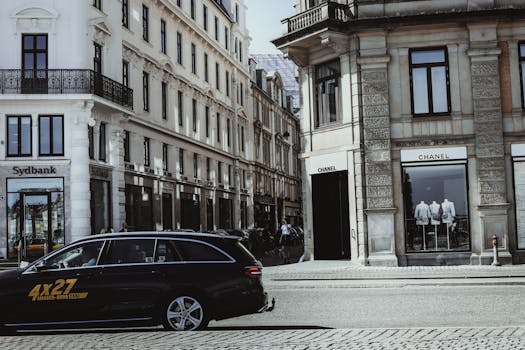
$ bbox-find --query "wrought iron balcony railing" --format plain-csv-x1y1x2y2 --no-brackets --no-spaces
282,1,352,35
0,69,133,110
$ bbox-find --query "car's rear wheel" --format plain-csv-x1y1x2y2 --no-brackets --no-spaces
162,295,209,331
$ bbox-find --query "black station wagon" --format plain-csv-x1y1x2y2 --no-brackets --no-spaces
0,232,271,332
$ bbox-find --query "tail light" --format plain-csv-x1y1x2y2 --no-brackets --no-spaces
244,266,262,279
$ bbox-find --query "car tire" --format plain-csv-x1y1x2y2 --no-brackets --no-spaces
162,295,209,331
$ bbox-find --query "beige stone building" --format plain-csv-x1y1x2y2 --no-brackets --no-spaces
273,0,525,265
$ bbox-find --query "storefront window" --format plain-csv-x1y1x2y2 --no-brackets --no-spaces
7,178,64,260
514,162,525,249
402,164,470,252
125,185,153,231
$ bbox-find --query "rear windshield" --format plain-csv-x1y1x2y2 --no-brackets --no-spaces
235,241,259,265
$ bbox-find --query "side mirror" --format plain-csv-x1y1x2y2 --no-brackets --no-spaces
19,261,29,269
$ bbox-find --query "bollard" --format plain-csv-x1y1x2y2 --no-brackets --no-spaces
491,234,501,266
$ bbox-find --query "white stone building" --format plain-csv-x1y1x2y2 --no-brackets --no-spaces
274,0,525,265
0,0,252,261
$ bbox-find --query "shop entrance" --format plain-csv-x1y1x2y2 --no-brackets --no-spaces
312,171,350,260
7,178,65,260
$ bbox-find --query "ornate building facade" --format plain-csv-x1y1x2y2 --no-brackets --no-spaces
274,0,525,265
0,0,253,260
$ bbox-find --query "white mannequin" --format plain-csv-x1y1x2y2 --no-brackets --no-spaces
429,201,441,225
441,199,455,224
414,201,431,225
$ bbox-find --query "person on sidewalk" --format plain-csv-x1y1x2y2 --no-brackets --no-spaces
279,220,291,264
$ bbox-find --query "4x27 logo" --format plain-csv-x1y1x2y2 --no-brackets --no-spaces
27,278,89,302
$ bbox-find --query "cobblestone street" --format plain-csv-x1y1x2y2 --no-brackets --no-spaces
2,326,525,349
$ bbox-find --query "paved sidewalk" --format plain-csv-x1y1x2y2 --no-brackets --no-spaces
262,260,525,284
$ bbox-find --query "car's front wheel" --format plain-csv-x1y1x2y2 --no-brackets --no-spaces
162,295,209,331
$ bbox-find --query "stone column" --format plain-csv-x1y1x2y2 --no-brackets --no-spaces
467,25,511,264
358,51,398,266
70,102,94,242
111,116,127,232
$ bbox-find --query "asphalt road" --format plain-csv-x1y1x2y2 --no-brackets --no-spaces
210,284,525,329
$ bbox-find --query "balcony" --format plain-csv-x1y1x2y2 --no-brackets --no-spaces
281,1,352,35
0,69,133,110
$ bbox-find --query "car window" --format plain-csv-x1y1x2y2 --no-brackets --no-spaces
45,241,104,270
155,240,183,262
174,240,231,262
104,239,155,264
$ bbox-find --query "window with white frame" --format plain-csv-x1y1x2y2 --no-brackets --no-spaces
315,59,340,127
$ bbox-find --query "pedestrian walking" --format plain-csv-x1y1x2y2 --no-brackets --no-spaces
279,220,291,264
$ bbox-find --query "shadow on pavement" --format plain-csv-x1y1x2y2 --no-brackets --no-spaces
207,325,332,331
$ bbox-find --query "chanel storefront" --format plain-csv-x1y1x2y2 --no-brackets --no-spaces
400,147,471,264
1,163,68,260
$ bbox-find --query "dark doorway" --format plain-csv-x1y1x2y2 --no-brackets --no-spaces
219,198,233,229
181,192,200,231
206,198,214,231
162,193,173,230
312,171,350,259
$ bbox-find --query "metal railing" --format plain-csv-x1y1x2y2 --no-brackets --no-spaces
0,69,133,110
282,1,352,34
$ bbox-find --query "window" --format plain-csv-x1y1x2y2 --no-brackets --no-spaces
218,161,222,183
178,90,183,126
99,122,106,161
227,119,230,147
7,116,31,157
122,60,129,87
240,126,245,152
239,41,243,62
228,165,232,185
191,43,196,74
255,133,260,160
179,148,185,174
215,62,220,90
518,43,525,109
239,82,244,106
224,26,229,50
45,241,104,270
88,126,94,159
161,19,167,54
155,240,182,262
216,112,221,142
175,240,230,261
410,47,450,116
143,72,149,111
192,98,197,132
203,5,208,31
225,71,230,97
204,53,209,82
122,0,129,27
177,0,181,7
315,59,341,127
162,82,168,120
242,169,246,189
190,0,195,19
205,106,210,137
104,239,155,264
163,143,169,171
235,4,239,22
124,130,130,162
93,0,102,10
142,5,149,42
206,157,211,180
193,153,199,178
214,16,219,41
94,43,102,74
144,137,150,167
176,32,183,65
39,115,63,156
403,164,470,253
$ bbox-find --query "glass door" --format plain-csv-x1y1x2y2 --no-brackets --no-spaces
22,34,48,93
22,194,51,259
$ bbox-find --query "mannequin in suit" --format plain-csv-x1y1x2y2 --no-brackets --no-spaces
414,201,431,250
441,199,456,249
429,201,441,249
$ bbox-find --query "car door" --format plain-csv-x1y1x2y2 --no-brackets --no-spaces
97,238,165,321
11,240,109,325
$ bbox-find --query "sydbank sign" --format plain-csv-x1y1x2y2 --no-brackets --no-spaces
400,147,467,163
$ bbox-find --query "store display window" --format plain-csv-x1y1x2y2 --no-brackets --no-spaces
402,164,470,252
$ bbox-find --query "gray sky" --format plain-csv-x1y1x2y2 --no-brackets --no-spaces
245,0,296,54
